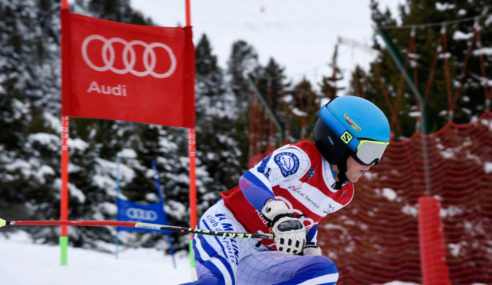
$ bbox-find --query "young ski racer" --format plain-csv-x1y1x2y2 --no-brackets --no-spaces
184,95,391,285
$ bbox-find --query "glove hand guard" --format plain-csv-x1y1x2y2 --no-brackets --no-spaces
302,243,322,256
261,200,306,255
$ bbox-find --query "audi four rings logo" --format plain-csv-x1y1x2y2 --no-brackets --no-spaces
126,208,158,221
81,34,177,78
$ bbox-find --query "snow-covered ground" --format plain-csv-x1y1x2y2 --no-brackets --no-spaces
0,231,420,285
0,232,192,285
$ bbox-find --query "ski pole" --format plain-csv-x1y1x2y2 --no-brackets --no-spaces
0,218,274,240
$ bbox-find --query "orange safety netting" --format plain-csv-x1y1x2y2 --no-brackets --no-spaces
318,110,492,284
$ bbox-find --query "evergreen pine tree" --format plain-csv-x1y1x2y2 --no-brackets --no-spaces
194,34,246,213
227,40,259,107
364,0,491,138
250,58,288,151
0,0,62,229
226,40,260,171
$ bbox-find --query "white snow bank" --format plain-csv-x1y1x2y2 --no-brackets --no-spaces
0,232,192,285
0,232,430,285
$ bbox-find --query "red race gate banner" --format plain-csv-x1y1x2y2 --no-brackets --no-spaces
61,9,195,128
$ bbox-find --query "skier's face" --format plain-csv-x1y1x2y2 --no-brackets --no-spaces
345,155,373,182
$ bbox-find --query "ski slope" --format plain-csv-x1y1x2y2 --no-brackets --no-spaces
0,232,192,285
0,231,419,285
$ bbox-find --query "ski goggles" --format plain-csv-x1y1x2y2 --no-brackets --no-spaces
353,139,389,166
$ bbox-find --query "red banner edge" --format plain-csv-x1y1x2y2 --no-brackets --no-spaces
184,26,196,128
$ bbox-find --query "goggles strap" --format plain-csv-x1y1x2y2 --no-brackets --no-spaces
334,150,350,190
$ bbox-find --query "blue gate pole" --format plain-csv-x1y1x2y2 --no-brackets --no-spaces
152,160,177,269
115,154,121,259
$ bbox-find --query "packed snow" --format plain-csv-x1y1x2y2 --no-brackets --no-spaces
0,231,192,285
0,231,421,285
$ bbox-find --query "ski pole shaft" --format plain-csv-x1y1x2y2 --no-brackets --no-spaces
0,218,273,239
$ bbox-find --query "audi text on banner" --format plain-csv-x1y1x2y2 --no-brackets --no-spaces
60,10,195,128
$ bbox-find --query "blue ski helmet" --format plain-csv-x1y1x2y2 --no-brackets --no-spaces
313,95,391,166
